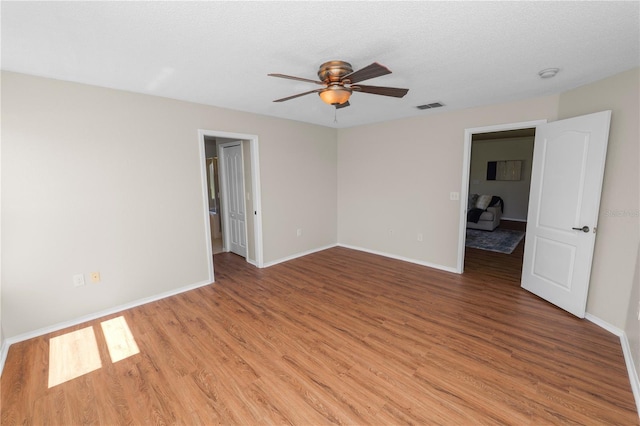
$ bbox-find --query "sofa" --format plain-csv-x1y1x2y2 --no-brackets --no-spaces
467,194,503,231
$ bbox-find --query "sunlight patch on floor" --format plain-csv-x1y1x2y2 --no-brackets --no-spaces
48,327,101,388
100,316,140,363
48,316,140,388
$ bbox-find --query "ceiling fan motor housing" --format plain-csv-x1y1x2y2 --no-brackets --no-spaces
318,61,353,83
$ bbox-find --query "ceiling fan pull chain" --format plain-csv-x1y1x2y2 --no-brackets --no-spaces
334,108,338,123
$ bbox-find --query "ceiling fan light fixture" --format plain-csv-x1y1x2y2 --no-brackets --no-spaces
319,86,352,105
270,61,408,108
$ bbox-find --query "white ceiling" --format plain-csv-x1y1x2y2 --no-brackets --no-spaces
2,1,639,129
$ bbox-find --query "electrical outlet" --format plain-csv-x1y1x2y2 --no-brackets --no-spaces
417,233,423,242
296,228,302,237
90,272,101,283
73,274,85,287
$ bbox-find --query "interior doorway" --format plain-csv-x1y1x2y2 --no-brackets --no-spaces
457,120,546,274
463,129,535,282
198,130,263,271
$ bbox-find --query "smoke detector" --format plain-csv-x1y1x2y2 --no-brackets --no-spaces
538,68,560,79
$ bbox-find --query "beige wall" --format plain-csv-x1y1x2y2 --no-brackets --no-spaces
337,95,559,268
469,137,534,220
1,71,337,338
2,67,637,344
557,67,640,330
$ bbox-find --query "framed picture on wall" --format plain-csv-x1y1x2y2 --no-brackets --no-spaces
487,160,523,181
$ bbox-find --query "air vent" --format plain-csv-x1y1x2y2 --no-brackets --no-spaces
416,102,444,110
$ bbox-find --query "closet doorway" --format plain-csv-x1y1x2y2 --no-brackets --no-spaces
199,130,263,269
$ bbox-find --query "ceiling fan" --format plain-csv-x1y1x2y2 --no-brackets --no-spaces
268,60,409,108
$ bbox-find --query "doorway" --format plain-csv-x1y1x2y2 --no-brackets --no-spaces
459,113,612,318
198,130,263,270
457,120,546,273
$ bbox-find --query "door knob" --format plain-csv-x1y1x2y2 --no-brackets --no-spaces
572,226,590,233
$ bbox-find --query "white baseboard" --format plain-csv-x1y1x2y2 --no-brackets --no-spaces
0,278,213,377
620,330,640,418
585,313,623,336
501,217,527,222
262,242,457,274
337,243,458,274
262,244,338,268
0,339,9,378
586,313,640,417
257,243,457,274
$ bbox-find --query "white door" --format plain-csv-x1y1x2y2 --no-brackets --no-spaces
521,111,611,317
221,143,247,257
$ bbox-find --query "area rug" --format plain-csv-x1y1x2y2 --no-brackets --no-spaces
465,228,525,254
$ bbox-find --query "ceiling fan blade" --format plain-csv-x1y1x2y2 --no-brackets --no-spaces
268,73,324,85
335,101,350,109
273,88,324,102
352,84,409,98
342,62,391,84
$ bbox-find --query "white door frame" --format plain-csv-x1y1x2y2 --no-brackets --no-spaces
456,119,547,273
197,129,264,269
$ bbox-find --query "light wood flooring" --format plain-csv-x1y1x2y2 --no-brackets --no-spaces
2,232,638,424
